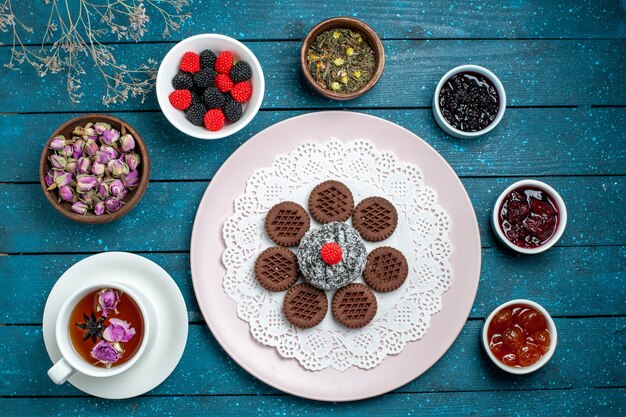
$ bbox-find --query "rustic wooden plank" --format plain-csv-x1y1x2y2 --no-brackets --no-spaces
0,318,623,396
1,0,624,44
3,108,625,183
0,177,623,253
1,388,624,416
1,247,624,324
1,40,625,112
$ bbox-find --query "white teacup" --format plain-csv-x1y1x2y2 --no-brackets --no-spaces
47,281,151,384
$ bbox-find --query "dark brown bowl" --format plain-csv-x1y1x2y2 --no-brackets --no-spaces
39,114,150,224
300,17,385,101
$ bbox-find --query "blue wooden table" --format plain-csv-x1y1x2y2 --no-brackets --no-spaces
1,1,625,415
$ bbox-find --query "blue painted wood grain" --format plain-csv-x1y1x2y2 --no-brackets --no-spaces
2,0,624,43
1,318,624,397
1,40,625,112
1,247,625,324
0,177,623,253
0,388,623,416
2,108,625,183
0,0,625,412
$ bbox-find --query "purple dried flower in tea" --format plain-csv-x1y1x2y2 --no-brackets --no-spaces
90,340,120,368
97,288,120,317
103,318,136,343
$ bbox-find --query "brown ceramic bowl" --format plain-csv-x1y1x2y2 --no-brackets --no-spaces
300,17,385,100
39,114,150,224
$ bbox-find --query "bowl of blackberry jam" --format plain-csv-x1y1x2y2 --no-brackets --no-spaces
492,180,567,254
433,65,506,139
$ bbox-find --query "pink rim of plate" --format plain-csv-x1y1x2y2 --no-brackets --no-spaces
190,111,482,402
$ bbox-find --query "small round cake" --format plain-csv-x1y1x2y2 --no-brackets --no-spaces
297,222,367,291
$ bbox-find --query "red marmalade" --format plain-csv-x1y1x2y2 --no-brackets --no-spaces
498,186,560,249
487,304,551,367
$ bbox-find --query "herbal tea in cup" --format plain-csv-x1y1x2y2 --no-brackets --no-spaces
48,282,150,385
70,288,144,368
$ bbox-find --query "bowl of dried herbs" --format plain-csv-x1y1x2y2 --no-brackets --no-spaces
301,17,385,100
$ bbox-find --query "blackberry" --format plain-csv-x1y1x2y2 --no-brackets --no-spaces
223,96,243,122
185,103,207,126
191,90,203,106
172,71,193,90
193,68,217,89
229,61,252,83
199,49,217,69
203,86,226,109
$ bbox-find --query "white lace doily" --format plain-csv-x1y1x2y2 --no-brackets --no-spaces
222,139,453,371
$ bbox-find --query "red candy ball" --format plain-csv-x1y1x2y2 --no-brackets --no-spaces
320,242,343,265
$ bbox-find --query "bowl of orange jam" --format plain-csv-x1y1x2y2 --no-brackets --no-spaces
482,299,557,374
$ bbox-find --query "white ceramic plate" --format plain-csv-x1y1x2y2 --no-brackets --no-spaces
42,252,188,399
190,111,481,401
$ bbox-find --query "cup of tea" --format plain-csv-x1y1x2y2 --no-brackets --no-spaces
47,282,151,384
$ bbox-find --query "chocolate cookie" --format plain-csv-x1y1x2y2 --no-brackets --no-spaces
254,246,299,292
332,283,378,328
308,180,355,224
363,247,409,292
283,283,328,328
352,197,398,242
265,201,311,246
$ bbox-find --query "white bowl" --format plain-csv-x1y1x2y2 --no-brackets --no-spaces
482,299,558,375
156,34,265,140
491,179,567,255
432,64,506,139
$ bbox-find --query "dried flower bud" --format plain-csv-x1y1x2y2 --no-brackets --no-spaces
65,159,78,174
94,122,111,135
49,154,67,169
49,171,72,190
100,129,120,145
77,157,91,175
123,170,140,188
71,201,89,215
49,136,66,150
105,197,123,213
72,140,85,159
60,145,74,158
79,190,99,206
44,171,54,187
119,134,135,152
84,139,99,156
83,126,96,138
96,145,119,164
91,162,105,176
76,175,98,193
124,153,141,171
109,179,126,197
107,159,129,178
97,182,110,199
73,126,85,136
59,185,74,202
94,201,106,216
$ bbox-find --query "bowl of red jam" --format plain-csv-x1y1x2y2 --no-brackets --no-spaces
432,64,506,139
492,179,567,254
483,299,557,374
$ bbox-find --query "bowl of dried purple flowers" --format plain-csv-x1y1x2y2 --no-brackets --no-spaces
39,114,150,224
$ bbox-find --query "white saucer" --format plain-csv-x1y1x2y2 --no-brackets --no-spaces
43,252,188,399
